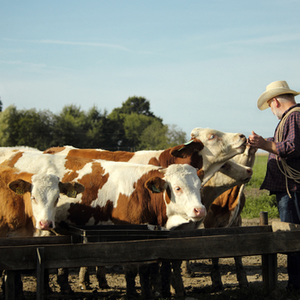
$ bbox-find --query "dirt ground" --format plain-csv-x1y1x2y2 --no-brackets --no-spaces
1,218,296,300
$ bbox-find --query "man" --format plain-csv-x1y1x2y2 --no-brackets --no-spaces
248,80,300,291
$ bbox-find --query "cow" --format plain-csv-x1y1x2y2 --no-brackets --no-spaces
44,127,247,186
1,151,207,296
177,145,257,295
42,128,247,293
0,165,85,297
2,151,206,229
202,145,257,292
0,165,85,237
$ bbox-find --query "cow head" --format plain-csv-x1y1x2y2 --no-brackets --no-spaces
8,174,85,230
189,128,247,185
201,144,256,210
145,164,206,229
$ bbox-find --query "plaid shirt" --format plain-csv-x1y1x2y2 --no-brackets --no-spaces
261,103,300,193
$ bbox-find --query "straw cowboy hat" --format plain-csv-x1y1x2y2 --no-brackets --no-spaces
257,80,300,110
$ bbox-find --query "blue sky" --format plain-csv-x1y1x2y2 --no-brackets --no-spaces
1,0,300,145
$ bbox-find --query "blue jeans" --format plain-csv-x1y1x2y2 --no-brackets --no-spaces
276,192,300,289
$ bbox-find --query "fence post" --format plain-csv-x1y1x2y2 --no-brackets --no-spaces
260,211,277,293
4,270,15,300
36,247,45,300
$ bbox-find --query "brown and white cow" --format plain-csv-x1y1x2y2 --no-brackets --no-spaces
202,145,257,292
42,141,251,296
0,165,84,237
2,151,206,229
0,165,85,297
1,151,207,296
177,145,257,295
44,127,247,186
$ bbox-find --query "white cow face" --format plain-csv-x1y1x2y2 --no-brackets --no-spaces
146,164,207,229
208,160,252,189
201,145,255,209
190,127,247,185
8,174,85,231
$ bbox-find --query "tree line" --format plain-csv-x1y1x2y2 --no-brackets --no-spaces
0,96,187,151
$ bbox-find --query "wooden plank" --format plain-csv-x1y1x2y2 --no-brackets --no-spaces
272,221,300,232
0,235,72,246
262,254,277,292
1,230,300,271
36,247,44,300
170,225,272,238
4,270,15,300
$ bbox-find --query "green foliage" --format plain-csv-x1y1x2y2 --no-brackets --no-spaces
242,154,280,219
0,97,187,151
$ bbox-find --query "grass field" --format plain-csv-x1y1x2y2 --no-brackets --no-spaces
242,153,279,219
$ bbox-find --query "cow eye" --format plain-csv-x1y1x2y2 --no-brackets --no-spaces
209,134,215,140
174,186,181,192
54,198,59,207
31,196,37,203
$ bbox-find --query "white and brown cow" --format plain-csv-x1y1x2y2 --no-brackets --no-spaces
1,151,206,229
42,132,248,296
201,145,257,292
0,165,84,237
177,145,257,295
1,151,207,296
44,127,247,186
0,165,85,297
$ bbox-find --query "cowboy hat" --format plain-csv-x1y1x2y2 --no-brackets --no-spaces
257,80,300,110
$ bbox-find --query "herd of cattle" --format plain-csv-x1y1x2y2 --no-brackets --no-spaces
0,127,257,298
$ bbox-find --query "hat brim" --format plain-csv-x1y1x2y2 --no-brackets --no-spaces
257,88,300,110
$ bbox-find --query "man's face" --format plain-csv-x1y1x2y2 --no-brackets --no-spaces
268,98,282,120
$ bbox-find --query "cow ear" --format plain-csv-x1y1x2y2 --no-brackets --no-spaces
59,182,85,198
228,185,244,211
145,177,166,193
170,139,204,158
8,179,32,195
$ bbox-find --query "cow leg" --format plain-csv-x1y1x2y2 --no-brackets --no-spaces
210,258,223,291
96,266,110,289
43,269,52,294
160,261,171,298
181,260,194,278
149,262,161,298
57,268,73,294
124,264,139,298
171,260,186,297
234,256,248,288
139,264,152,299
79,267,91,290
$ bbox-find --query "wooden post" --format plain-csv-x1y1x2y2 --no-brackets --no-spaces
4,270,15,300
260,211,277,292
36,247,45,300
260,211,269,226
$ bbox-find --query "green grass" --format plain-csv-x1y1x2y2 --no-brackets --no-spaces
241,154,280,219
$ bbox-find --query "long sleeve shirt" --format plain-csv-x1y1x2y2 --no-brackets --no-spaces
261,103,300,193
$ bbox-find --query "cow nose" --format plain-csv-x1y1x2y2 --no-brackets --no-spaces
194,207,207,218
39,220,53,230
247,168,253,176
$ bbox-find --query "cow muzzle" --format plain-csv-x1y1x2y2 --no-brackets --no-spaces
193,206,207,218
39,220,54,230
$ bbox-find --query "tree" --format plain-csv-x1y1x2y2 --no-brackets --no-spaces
0,98,2,112
108,96,163,149
0,105,19,146
139,122,187,150
0,105,53,149
16,108,53,149
110,96,161,119
51,105,87,147
85,107,122,149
